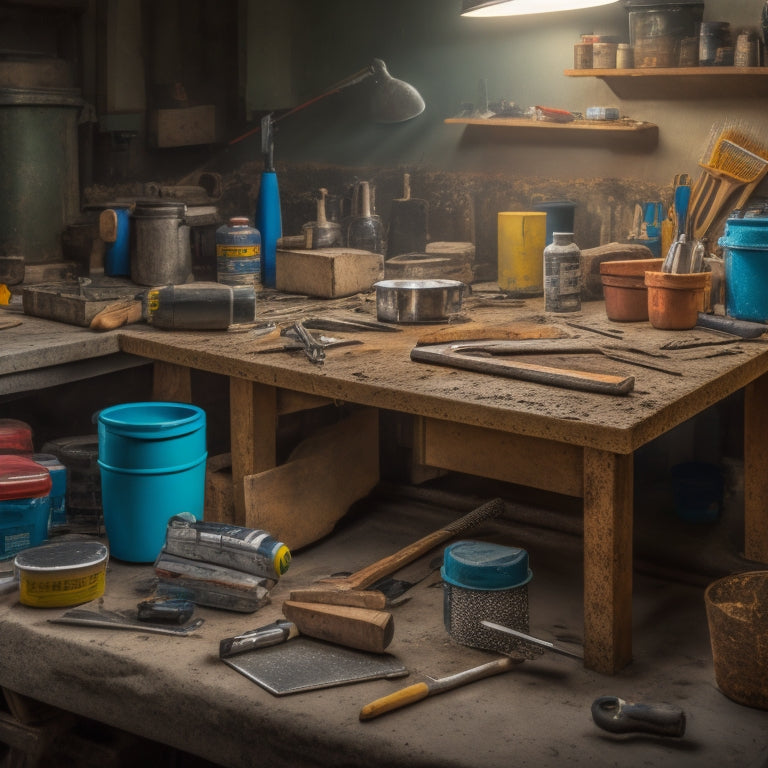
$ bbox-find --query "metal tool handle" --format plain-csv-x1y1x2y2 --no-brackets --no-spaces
591,696,686,737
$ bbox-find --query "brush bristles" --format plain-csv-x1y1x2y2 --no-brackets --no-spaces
708,139,768,182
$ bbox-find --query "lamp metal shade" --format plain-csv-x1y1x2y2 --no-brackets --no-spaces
369,59,425,123
462,0,618,15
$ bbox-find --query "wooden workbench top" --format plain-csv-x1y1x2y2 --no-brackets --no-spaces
116,293,768,454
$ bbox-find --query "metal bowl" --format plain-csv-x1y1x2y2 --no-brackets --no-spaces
374,279,466,323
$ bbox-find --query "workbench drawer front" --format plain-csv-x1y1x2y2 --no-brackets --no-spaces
418,418,583,497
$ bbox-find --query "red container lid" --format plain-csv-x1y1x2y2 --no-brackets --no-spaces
0,418,34,455
0,455,52,500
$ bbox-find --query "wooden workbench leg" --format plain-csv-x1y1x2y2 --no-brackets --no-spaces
745,372,768,562
152,361,192,403
229,377,277,525
583,447,633,674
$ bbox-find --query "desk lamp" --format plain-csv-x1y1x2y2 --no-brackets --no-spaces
235,59,425,287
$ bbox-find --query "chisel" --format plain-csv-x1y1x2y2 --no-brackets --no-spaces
359,656,517,721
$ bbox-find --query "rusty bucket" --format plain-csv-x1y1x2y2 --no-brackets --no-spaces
704,571,768,710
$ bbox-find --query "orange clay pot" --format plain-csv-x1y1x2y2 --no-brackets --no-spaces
600,258,664,322
644,270,711,330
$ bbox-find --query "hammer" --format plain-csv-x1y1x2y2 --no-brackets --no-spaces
289,498,505,609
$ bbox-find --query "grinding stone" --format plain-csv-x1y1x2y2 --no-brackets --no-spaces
221,636,408,696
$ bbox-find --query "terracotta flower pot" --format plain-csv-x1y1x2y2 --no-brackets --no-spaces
644,270,711,330
600,258,664,322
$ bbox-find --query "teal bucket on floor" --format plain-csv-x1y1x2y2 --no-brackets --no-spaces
97,402,206,469
97,402,207,562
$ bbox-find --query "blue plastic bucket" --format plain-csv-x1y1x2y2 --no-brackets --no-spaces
720,216,768,322
97,402,207,562
533,200,576,246
98,457,206,562
97,402,206,470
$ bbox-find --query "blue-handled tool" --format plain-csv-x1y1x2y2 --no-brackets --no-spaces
674,184,691,238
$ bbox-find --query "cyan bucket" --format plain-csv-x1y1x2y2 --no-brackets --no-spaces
720,216,768,323
97,402,206,470
98,457,206,562
97,402,207,562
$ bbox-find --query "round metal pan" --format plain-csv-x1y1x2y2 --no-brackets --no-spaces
374,279,466,323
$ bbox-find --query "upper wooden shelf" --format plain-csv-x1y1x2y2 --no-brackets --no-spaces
444,116,656,134
564,67,768,98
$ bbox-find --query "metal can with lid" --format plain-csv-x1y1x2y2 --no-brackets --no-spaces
15,540,108,607
216,217,261,286
442,540,538,658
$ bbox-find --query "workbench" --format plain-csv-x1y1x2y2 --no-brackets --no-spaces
114,295,768,676
3,296,768,679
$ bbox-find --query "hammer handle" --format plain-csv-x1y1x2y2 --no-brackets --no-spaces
326,498,505,592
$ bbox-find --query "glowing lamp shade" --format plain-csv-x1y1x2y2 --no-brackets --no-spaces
462,0,619,16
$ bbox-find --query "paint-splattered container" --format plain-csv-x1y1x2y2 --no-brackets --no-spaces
15,539,108,607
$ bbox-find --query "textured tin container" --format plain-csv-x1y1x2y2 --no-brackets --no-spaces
131,200,191,286
15,540,108,608
719,217,768,322
442,540,538,659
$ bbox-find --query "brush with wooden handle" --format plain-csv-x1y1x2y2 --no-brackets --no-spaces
289,498,505,609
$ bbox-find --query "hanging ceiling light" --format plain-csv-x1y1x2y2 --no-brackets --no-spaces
461,0,619,16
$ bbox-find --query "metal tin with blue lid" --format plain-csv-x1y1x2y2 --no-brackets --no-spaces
442,540,538,658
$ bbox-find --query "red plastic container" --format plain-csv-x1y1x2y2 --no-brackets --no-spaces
0,419,34,455
0,455,51,499
0,455,51,560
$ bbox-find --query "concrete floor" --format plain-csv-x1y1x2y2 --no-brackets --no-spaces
2,472,767,768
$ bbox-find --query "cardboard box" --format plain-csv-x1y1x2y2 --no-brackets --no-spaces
276,247,383,298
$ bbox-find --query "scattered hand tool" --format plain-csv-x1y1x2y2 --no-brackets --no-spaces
411,341,635,395
137,596,196,624
281,600,394,653
564,321,624,340
289,497,505,609
49,608,204,636
480,621,583,660
415,321,566,346
220,619,299,658
287,320,326,364
695,313,767,339
591,696,686,737
302,316,402,333
359,656,517,721
89,298,144,330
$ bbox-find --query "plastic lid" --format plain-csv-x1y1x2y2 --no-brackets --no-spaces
0,455,52,499
0,418,33,454
15,540,108,571
229,217,249,226
441,540,532,591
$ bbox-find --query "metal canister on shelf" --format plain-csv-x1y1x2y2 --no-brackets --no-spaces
544,232,582,313
574,43,593,69
216,217,261,286
616,43,634,69
592,42,618,68
699,21,730,66
734,32,759,67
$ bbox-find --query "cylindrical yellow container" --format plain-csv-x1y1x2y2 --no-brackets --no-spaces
15,540,108,608
497,212,546,297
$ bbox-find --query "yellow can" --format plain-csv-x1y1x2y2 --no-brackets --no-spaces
15,540,108,608
497,212,546,297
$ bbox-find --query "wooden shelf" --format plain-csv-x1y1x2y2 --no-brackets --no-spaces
444,116,657,134
564,67,768,98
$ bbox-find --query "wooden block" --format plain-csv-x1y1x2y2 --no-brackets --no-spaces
581,242,655,300
276,247,383,298
149,105,217,148
242,407,379,550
